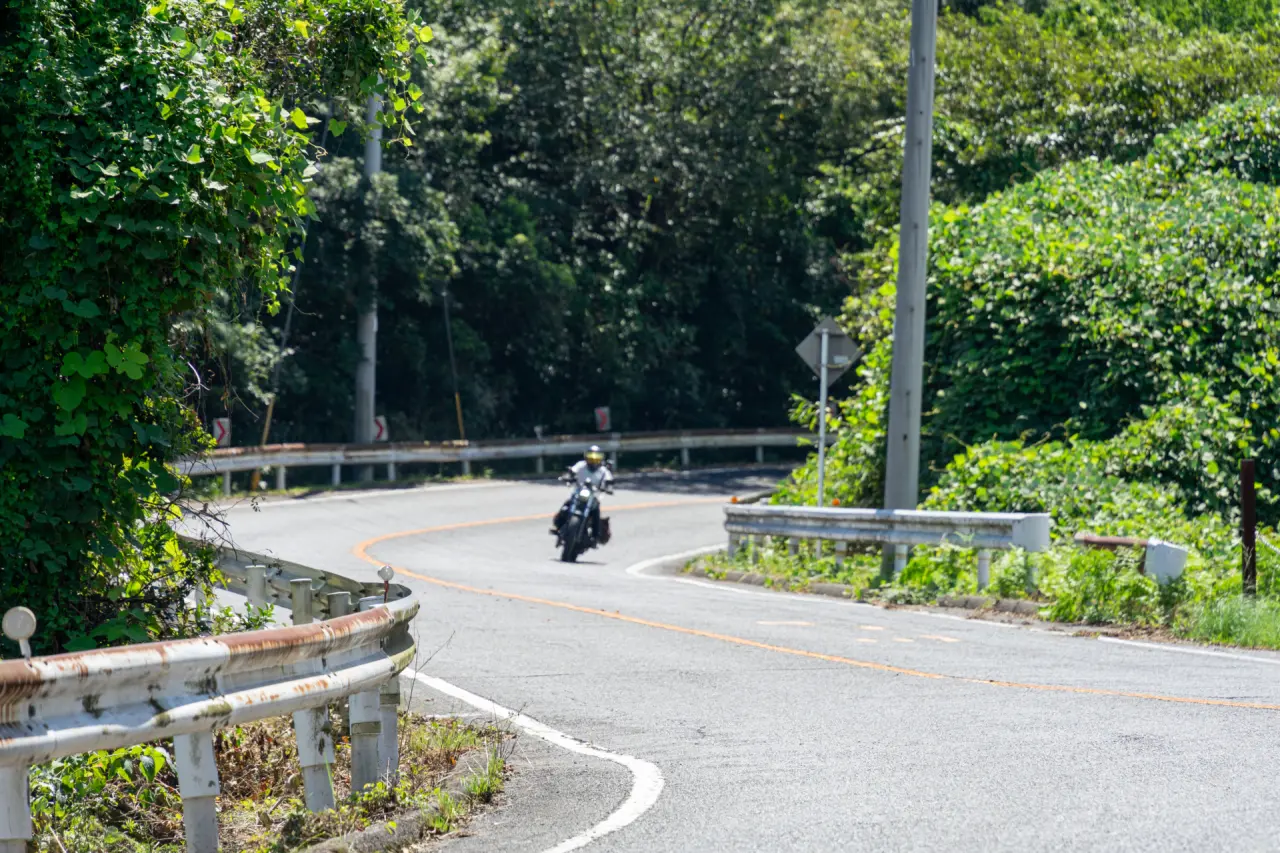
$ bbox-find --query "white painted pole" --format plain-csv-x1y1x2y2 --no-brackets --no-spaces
173,732,220,853
881,0,939,578
817,328,830,507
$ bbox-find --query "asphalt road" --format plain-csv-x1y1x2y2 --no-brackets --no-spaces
219,471,1280,852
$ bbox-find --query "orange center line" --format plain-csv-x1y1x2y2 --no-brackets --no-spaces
353,505,1280,714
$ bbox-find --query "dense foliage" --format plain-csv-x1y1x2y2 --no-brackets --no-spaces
0,0,428,650
199,0,1280,445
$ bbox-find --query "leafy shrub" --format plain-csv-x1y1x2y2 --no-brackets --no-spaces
0,0,429,651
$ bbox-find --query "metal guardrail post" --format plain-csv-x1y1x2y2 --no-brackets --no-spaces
727,534,740,558
387,462,397,482
173,732,220,853
893,545,908,576
222,471,232,496
0,766,31,853
349,690,382,792
680,447,690,468
379,677,401,784
788,538,799,556
275,466,286,491
536,454,545,474
331,463,341,486
327,593,352,736
247,564,267,608
976,550,992,590
291,578,336,810
834,541,846,569
462,459,472,476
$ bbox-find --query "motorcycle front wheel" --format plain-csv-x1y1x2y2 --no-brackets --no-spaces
560,516,582,563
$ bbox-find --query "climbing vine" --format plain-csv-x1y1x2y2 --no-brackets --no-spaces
0,0,430,651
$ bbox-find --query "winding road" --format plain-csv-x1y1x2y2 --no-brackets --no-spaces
219,471,1280,852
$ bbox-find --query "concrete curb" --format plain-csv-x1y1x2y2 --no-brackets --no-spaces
684,564,1040,614
296,751,493,853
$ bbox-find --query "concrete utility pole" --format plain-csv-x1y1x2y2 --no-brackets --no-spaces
881,0,939,579
353,93,382,482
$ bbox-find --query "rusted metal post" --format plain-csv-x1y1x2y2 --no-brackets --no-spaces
1243,458,1257,595
0,766,31,853
349,690,382,792
173,732,220,853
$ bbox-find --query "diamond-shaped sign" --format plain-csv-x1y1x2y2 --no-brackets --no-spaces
795,316,861,382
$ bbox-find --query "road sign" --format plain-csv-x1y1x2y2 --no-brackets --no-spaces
373,415,388,442
594,406,612,432
211,418,231,448
795,317,860,509
795,316,860,382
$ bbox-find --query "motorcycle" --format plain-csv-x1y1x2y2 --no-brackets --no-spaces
555,471,612,563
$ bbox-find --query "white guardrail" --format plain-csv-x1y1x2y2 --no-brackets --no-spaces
180,428,820,494
724,504,1054,589
0,543,417,853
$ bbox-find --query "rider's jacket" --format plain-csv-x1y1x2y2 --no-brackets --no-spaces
568,460,613,490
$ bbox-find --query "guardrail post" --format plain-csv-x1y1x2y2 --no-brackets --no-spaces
536,455,545,474
349,690,382,792
378,677,401,784
275,466,286,491
462,459,472,477
291,579,313,625
387,462,397,482
327,592,352,736
728,533,740,558
246,564,267,608
294,707,336,812
834,541,846,569
976,550,992,590
749,536,760,565
893,545,908,576
222,471,232,496
680,447,690,468
0,766,32,853
331,463,341,486
788,538,799,556
173,732,220,853
350,686,378,788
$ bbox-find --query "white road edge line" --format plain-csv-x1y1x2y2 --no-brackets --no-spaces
628,546,1280,666
404,670,665,853
1097,636,1280,666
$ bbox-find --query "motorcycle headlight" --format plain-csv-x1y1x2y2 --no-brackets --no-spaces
579,488,592,499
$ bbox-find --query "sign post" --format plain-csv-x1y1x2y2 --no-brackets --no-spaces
795,318,860,507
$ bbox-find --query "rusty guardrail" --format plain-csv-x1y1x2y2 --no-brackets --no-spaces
179,427,822,494
0,546,419,853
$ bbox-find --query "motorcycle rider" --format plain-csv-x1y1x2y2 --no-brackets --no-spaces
551,445,614,542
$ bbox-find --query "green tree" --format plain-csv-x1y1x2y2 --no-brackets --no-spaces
0,0,429,651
